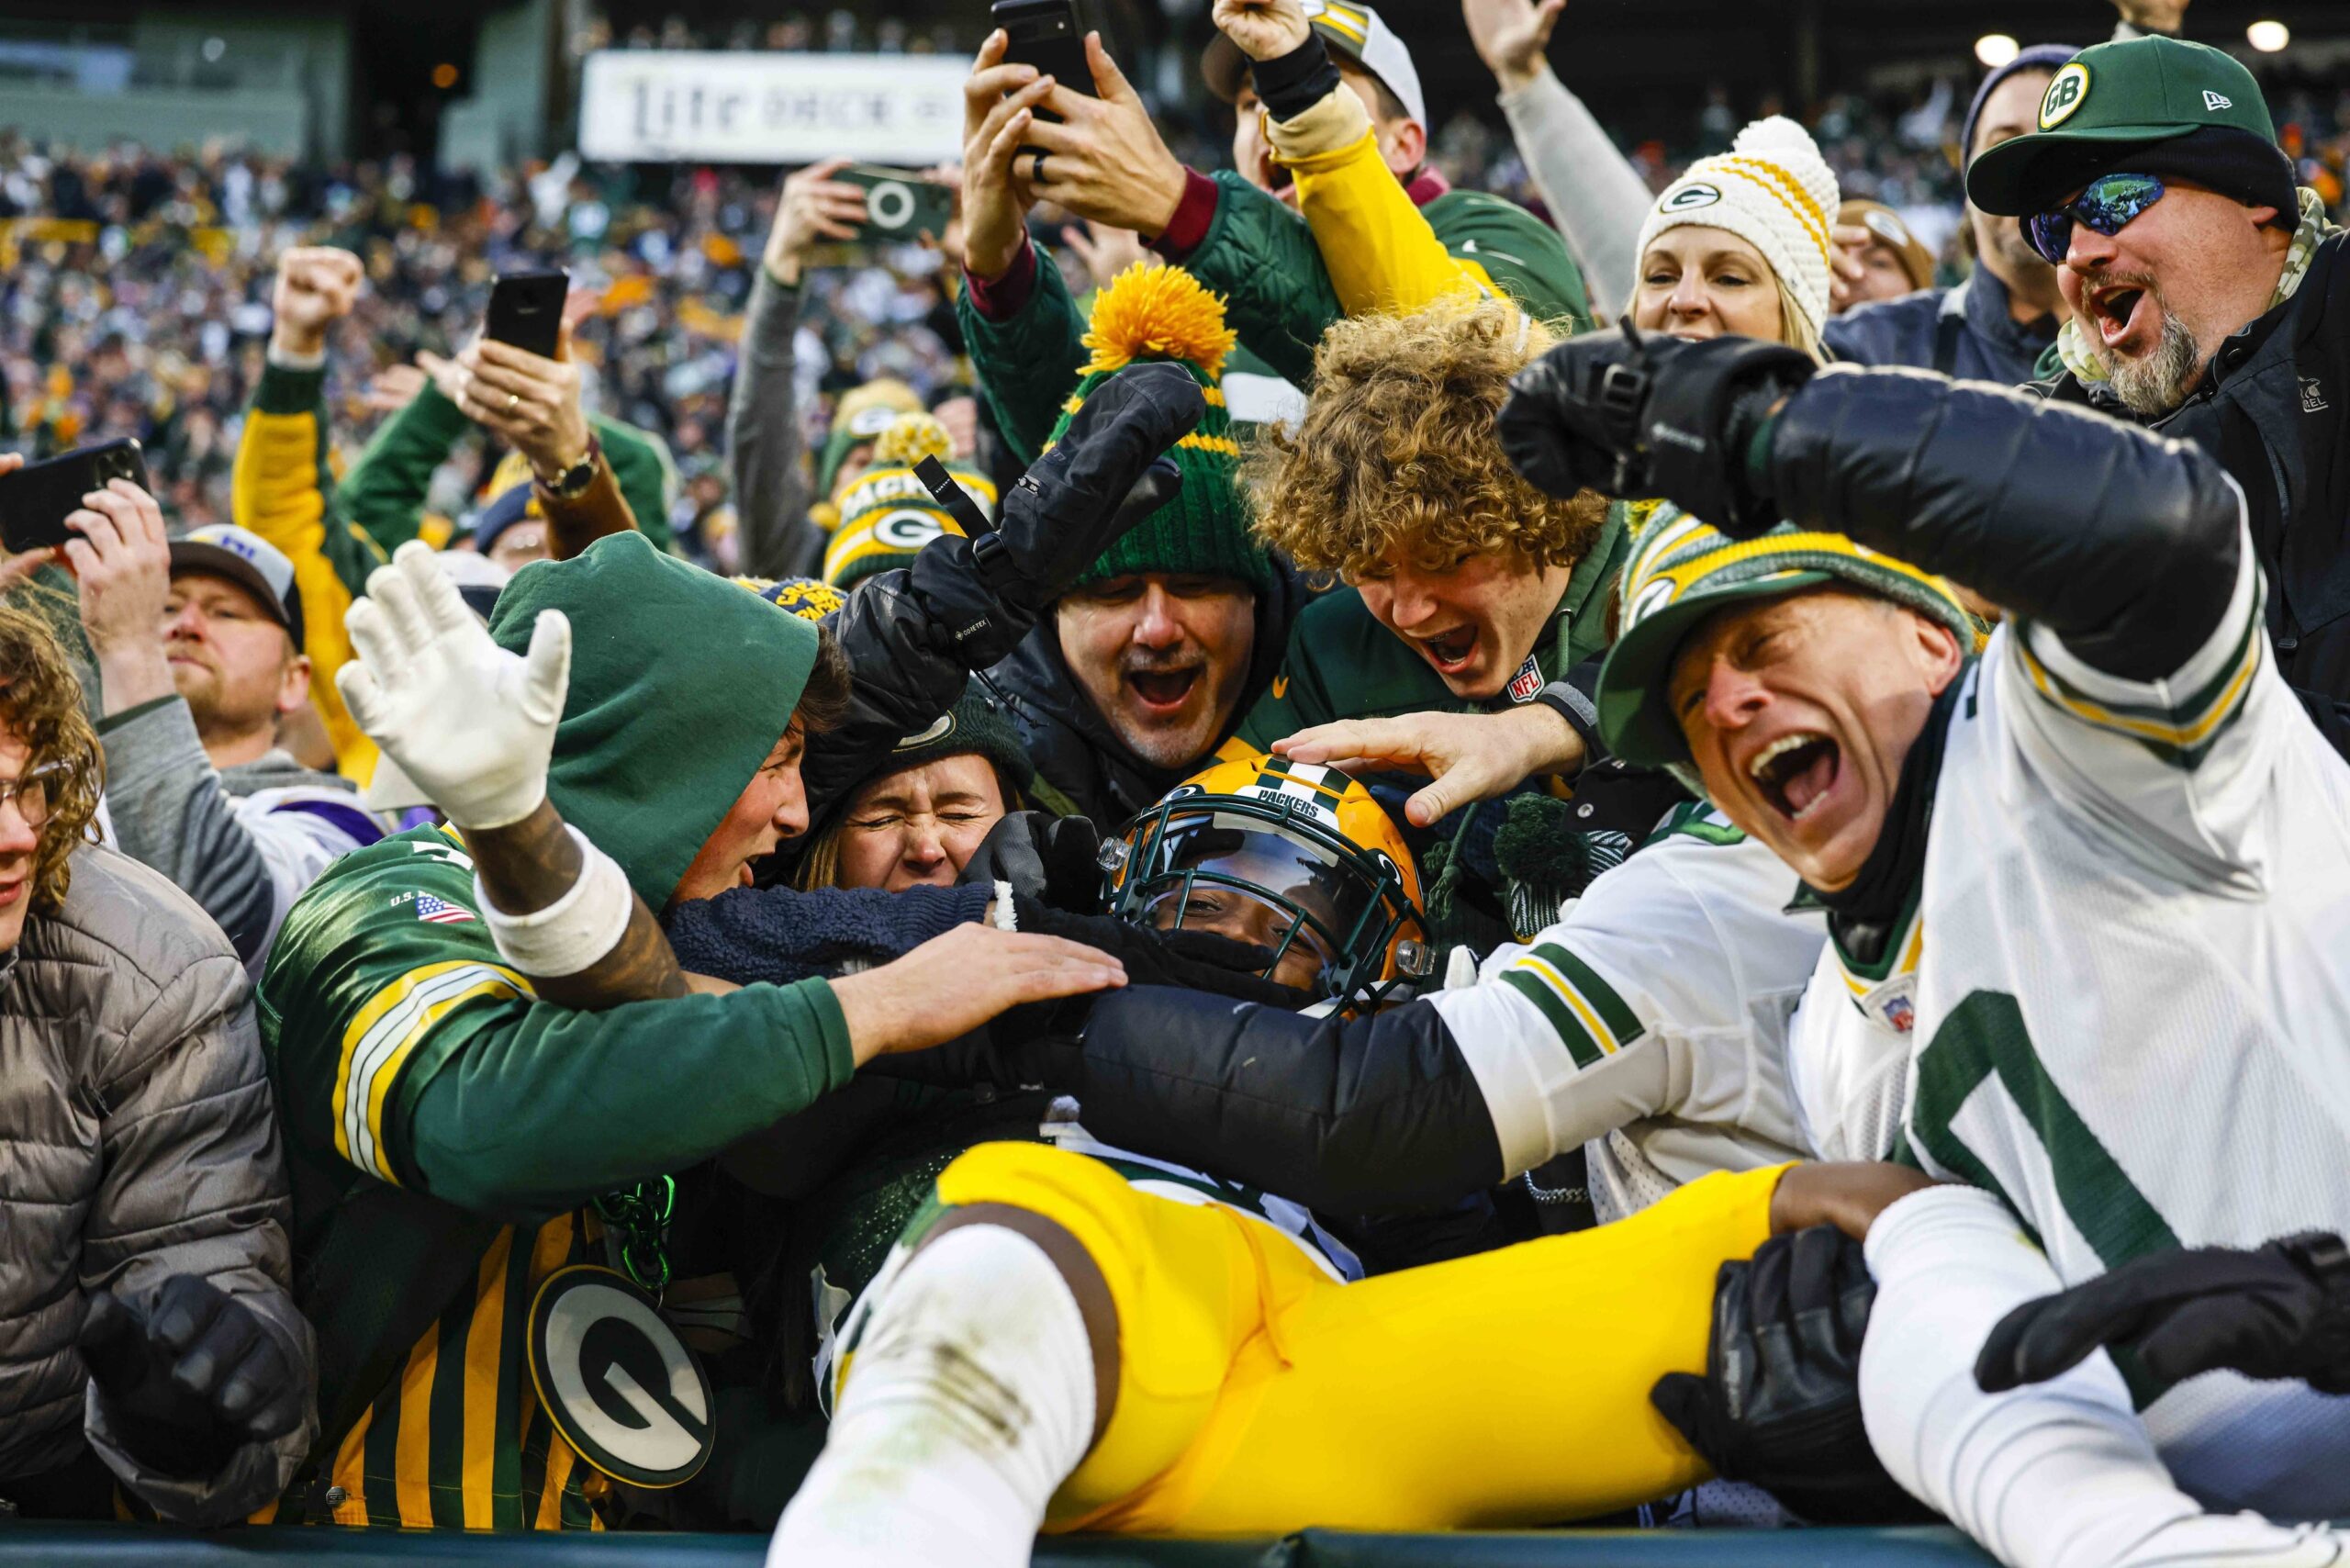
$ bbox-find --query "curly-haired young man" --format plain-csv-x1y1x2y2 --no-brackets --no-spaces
1234,296,1622,778
0,599,316,1525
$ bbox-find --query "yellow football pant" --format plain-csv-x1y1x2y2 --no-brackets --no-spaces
919,1142,1787,1535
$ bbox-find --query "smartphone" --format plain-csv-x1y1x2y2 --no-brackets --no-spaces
836,166,957,245
485,270,569,362
992,0,1095,102
0,440,149,554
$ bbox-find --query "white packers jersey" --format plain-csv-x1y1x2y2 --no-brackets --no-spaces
1434,806,1822,1223
1785,896,1918,1165
1891,533,2350,1516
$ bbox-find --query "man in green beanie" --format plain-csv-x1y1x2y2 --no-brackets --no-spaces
983,263,1303,826
256,533,1131,1530
1967,32,2350,756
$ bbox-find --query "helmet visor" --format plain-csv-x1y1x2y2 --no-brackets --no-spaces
1133,812,1375,988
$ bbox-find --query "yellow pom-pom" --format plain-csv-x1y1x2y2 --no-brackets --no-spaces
871,412,954,468
1082,262,1236,380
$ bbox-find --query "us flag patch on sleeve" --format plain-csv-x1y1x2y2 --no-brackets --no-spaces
411,893,476,924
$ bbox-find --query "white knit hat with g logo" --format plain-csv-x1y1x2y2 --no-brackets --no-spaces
1635,117,1841,345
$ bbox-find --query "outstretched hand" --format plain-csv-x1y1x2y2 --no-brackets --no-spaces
961,29,1054,280
1274,705,1584,827
1976,1233,2350,1396
1212,0,1313,62
340,541,570,830
831,923,1127,1062
1018,34,1190,241
1461,0,1567,93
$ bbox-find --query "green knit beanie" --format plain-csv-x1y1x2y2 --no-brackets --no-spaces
811,681,1035,841
817,378,925,503
1048,263,1272,595
822,412,999,589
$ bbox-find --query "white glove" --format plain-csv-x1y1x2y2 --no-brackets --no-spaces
337,541,569,831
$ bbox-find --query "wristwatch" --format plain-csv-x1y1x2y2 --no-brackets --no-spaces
534,436,600,502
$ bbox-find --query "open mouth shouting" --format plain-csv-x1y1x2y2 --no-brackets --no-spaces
2086,279,2155,353
1749,729,1842,823
1125,663,1203,718
1409,625,1479,679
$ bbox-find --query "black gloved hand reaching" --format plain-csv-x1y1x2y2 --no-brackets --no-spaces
905,359,1196,669
984,359,1202,613
1976,1232,2350,1396
79,1276,307,1478
961,811,1108,914
1497,322,1814,540
1651,1225,1935,1525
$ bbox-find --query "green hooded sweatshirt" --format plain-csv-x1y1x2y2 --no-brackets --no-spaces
257,532,849,1526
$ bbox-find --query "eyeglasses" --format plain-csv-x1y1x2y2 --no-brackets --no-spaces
2024,173,2166,265
0,760,69,829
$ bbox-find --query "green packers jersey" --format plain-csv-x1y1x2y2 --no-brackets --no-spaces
261,825,856,1529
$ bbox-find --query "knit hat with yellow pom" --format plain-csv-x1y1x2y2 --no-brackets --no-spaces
822,412,1000,589
1051,262,1271,593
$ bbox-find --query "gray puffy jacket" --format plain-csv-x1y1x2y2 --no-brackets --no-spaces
0,844,315,1525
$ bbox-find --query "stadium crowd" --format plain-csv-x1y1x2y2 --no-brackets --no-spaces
0,0,2347,1565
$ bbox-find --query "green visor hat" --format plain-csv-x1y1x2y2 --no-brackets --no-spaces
1595,507,1979,790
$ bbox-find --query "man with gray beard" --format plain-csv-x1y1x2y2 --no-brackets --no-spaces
1968,33,2350,753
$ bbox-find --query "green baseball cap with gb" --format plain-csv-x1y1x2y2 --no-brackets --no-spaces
1966,35,2290,217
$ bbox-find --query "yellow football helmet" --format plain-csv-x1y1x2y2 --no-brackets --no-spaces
1105,753,1431,1004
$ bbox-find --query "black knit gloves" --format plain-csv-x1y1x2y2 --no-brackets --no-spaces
1496,322,1814,540
1977,1232,2350,1396
80,1276,306,1478
1651,1226,1933,1525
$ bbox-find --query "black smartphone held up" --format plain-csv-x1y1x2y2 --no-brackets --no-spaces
0,439,149,554
992,0,1095,102
485,270,569,362
837,166,957,245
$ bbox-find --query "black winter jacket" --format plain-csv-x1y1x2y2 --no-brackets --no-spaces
2033,228,2350,756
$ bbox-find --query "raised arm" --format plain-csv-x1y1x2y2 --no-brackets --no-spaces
1499,333,2245,680
1466,0,1652,319
732,160,861,578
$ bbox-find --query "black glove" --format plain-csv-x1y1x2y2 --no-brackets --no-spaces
1651,1225,1934,1525
961,811,1107,914
1013,896,1311,1010
1496,322,1813,539
903,360,1195,667
1976,1232,2350,1396
79,1276,306,1478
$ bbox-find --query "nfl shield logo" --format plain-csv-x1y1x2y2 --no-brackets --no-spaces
1507,658,1543,703
1882,995,1915,1034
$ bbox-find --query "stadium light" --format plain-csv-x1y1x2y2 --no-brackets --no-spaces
1975,33,2020,69
2247,19,2290,52
432,62,461,89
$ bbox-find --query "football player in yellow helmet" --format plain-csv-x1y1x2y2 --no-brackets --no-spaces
1102,754,1431,1004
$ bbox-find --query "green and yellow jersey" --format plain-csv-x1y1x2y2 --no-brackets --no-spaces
260,825,856,1529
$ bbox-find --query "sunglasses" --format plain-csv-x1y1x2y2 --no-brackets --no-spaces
2024,173,2166,265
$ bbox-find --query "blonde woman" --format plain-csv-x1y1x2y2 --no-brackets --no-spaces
1630,117,1841,361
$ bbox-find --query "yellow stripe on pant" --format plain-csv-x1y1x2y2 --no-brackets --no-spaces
922,1142,1786,1535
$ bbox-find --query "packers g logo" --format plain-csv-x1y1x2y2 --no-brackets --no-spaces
1662,183,1722,214
2039,63,2090,129
527,1267,714,1487
871,508,947,551
1627,574,1679,629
